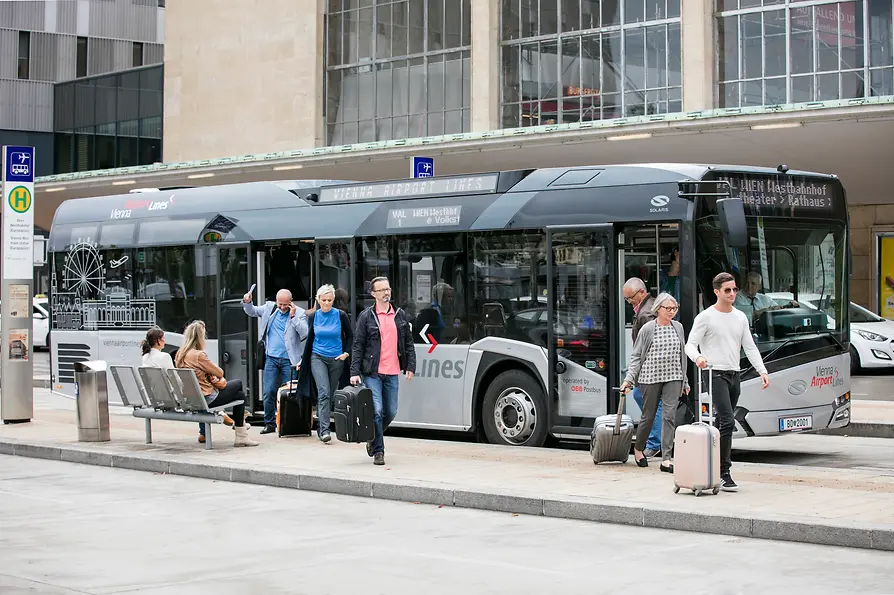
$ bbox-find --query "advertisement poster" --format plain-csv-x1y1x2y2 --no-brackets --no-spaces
9,284,29,318
8,329,29,361
880,237,894,320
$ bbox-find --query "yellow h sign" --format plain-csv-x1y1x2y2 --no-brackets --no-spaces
8,186,31,214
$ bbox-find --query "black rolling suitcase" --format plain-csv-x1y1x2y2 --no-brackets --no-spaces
277,370,312,437
333,385,375,443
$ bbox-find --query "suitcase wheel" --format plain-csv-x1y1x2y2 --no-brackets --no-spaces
673,486,680,494
694,489,702,497
712,486,720,495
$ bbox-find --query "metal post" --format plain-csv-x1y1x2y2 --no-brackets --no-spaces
1,145,35,424
204,423,212,450
145,418,153,444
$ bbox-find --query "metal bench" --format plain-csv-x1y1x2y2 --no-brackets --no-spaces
108,365,243,450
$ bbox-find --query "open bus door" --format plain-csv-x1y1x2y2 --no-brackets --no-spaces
217,244,253,407
546,224,619,437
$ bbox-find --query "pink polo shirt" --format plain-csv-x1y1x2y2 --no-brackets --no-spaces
376,303,401,375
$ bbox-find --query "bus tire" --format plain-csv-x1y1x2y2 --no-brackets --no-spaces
481,370,548,447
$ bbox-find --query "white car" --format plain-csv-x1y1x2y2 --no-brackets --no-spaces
0,297,50,349
766,293,894,373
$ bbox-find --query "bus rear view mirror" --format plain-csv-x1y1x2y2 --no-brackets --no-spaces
716,198,748,248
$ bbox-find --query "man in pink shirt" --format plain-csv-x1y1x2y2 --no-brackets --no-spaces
350,276,416,465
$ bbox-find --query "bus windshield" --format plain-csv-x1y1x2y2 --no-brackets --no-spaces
695,216,847,360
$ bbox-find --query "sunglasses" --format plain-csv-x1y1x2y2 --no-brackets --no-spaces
721,287,739,294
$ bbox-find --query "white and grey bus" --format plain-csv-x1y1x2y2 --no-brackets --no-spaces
47,164,852,446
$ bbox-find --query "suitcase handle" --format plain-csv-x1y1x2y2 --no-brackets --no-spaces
697,364,714,425
611,387,626,436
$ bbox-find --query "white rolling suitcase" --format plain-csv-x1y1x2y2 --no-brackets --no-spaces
672,367,721,496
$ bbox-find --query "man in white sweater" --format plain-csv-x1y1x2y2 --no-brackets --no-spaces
685,272,770,492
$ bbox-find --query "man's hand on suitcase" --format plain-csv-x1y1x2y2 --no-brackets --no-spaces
350,375,361,386
695,356,708,369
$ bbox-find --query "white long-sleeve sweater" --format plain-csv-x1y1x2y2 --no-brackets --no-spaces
684,306,768,375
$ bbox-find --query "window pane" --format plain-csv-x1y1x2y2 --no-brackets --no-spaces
741,13,762,79
392,60,409,115
815,3,841,73
764,76,785,104
624,28,645,91
840,69,864,99
393,2,408,56
541,0,559,35
741,79,762,105
791,74,814,102
668,22,681,87
377,65,393,118
521,0,537,37
645,25,667,89
539,40,559,99
357,237,392,314
869,0,893,68
563,0,581,32
428,0,444,51
445,52,464,110
444,0,463,48
718,16,739,82
842,0,864,69
870,68,894,96
817,71,839,99
468,232,547,344
561,37,581,95
502,102,521,127
409,0,425,53
428,54,445,112
377,3,393,59
462,0,471,46
791,6,814,75
719,81,739,107
328,13,343,64
502,45,520,103
764,10,785,77
445,109,463,133
603,0,620,26
503,0,520,40
624,0,644,24
581,0,599,28
427,111,444,135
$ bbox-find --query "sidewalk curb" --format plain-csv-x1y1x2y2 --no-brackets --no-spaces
818,422,894,439
2,438,893,552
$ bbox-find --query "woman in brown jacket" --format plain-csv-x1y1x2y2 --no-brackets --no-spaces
175,320,258,447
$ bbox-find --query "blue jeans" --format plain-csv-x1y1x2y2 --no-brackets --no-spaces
311,353,344,437
263,355,292,427
633,385,661,451
362,373,399,455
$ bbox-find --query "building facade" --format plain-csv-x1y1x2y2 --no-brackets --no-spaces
0,0,165,176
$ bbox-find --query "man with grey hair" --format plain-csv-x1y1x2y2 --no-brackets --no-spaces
243,287,308,434
623,276,661,457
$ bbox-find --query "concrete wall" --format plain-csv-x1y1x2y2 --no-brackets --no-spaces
163,0,324,163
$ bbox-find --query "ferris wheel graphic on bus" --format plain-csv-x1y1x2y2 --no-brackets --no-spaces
61,239,105,298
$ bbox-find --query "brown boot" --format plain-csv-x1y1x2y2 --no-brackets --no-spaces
198,434,206,444
234,426,259,447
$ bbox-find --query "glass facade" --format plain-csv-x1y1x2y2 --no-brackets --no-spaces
717,1,894,108
324,0,472,145
500,0,681,127
53,65,163,174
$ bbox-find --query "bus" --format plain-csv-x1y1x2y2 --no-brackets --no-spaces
47,164,852,446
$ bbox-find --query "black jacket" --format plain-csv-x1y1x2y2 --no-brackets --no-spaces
350,303,416,377
297,309,353,400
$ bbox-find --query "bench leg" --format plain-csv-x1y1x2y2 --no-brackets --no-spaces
204,423,212,450
145,419,152,444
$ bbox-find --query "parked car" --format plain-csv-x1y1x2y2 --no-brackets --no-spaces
766,293,894,373
0,297,50,350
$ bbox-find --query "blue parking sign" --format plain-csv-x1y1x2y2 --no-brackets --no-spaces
4,146,35,183
412,156,434,178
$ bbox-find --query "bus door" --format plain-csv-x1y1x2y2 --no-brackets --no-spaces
217,244,252,399
546,224,618,433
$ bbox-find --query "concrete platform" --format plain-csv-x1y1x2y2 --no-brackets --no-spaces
1,389,893,552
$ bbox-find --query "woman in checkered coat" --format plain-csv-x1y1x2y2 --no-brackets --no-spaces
620,292,690,473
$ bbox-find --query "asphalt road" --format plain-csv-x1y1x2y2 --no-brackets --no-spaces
851,370,894,401
1,456,891,595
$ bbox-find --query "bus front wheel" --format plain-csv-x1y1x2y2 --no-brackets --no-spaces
481,370,548,447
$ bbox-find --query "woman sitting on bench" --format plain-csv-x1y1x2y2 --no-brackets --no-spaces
175,320,259,448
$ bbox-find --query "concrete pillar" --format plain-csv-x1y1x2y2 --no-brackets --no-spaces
471,0,500,132
681,0,715,112
163,0,325,163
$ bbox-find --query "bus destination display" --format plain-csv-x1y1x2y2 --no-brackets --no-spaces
717,174,836,211
320,174,499,203
387,205,462,229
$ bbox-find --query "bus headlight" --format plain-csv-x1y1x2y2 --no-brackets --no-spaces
833,392,850,409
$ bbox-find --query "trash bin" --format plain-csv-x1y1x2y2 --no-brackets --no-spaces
74,360,110,442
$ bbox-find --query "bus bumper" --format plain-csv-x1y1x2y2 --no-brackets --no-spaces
735,393,851,436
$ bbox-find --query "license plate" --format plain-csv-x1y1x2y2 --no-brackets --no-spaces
779,415,813,432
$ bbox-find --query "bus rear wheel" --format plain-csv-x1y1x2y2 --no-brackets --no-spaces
481,370,548,447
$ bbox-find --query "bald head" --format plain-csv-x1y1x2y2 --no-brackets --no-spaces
275,289,293,313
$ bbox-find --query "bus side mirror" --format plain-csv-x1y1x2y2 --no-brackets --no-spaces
716,198,748,248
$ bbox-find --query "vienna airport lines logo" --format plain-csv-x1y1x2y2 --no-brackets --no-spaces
8,186,32,214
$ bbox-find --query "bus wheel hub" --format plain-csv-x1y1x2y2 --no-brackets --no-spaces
494,388,535,443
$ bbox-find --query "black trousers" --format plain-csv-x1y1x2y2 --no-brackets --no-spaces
705,370,740,476
207,379,247,427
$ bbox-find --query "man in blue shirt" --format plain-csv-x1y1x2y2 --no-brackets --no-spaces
243,288,308,434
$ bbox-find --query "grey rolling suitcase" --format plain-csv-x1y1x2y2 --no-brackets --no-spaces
590,389,634,464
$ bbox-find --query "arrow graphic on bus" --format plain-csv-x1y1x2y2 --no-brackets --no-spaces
418,323,438,353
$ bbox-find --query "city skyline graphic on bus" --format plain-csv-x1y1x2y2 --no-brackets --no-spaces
52,238,157,331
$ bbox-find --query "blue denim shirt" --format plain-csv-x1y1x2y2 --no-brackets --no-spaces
243,301,308,366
